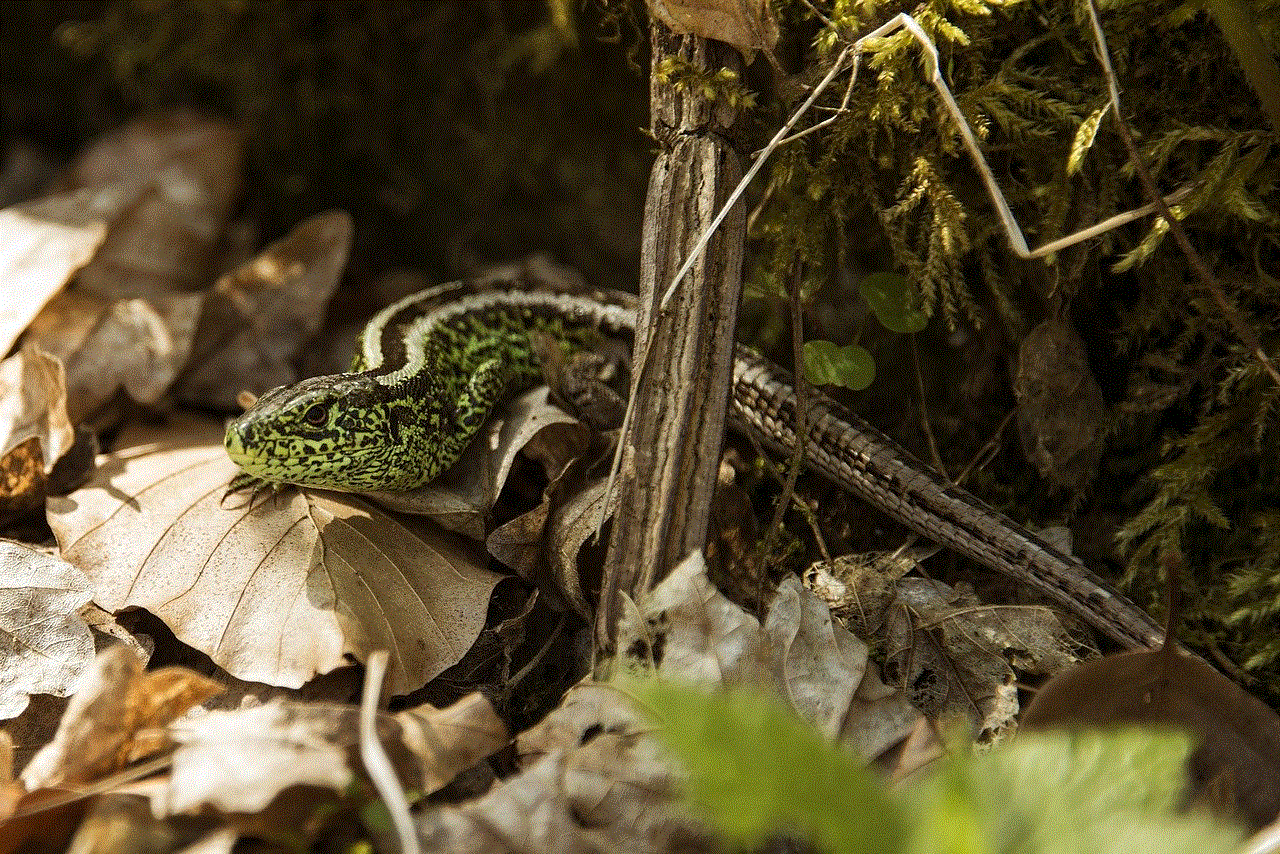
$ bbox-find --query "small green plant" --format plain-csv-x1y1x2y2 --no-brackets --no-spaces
632,680,1245,854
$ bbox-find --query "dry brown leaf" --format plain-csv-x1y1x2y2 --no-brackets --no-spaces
884,576,1083,741
560,727,687,849
543,474,611,618
371,387,591,539
46,416,502,694
485,444,585,587
617,551,770,686
164,700,358,815
27,291,204,423
648,0,779,53
615,554,918,759
21,645,221,790
69,109,244,300
517,682,648,762
764,575,868,741
0,346,74,476
419,746,688,854
1023,644,1280,830
0,184,143,355
417,750,595,854
395,692,509,794
163,693,501,817
176,211,352,410
476,683,692,854
0,542,95,720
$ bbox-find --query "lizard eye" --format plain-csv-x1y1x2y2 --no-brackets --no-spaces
303,404,328,426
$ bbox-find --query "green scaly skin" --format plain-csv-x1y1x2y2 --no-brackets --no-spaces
225,281,631,492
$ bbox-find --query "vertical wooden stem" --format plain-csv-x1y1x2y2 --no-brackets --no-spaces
594,22,745,657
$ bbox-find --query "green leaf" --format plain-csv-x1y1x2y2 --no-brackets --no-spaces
904,730,1245,854
633,678,1245,854
858,272,929,334
632,680,905,854
803,340,875,390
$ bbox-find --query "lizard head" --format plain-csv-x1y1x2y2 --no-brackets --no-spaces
225,373,420,491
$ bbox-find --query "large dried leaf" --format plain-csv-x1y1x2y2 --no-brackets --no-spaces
21,645,222,790
394,692,509,794
0,345,73,474
176,211,352,410
0,185,138,354
616,551,770,686
0,542,94,719
764,575,868,741
884,576,1082,741
46,417,502,694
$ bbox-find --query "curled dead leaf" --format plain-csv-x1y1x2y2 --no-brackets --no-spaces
0,345,73,476
177,211,352,411
20,645,221,791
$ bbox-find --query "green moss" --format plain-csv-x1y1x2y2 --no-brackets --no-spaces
744,0,1280,690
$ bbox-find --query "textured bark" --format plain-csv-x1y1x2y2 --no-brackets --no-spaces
595,23,745,655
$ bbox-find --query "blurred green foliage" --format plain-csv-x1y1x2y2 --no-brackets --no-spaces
636,680,1245,854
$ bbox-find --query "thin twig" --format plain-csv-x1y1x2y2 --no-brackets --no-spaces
744,428,834,565
753,261,811,604
360,651,420,854
1084,0,1280,388
909,336,948,479
796,0,837,30
753,58,859,155
954,408,1017,487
